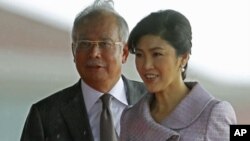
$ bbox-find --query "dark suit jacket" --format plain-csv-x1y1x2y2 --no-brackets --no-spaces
21,76,146,141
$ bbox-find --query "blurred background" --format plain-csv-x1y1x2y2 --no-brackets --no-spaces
0,0,249,140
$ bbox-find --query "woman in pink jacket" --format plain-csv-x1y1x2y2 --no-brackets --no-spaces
120,9,237,141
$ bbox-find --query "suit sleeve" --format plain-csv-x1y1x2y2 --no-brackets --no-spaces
21,105,45,141
206,101,237,141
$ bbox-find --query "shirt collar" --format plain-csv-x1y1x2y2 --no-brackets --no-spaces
81,77,128,113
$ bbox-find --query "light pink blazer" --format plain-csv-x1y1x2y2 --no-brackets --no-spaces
120,82,237,141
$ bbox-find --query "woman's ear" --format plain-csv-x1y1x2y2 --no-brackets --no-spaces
181,52,190,66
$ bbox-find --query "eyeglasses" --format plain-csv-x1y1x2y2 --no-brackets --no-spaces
73,40,123,54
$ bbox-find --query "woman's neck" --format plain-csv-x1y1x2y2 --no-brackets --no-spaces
150,81,189,123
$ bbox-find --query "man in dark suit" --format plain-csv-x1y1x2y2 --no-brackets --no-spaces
20,1,146,141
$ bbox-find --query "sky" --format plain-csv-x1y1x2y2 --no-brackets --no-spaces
1,0,250,83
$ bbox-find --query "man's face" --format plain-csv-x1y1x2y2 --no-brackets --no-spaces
72,13,128,92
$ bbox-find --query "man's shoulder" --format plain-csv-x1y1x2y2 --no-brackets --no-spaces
126,78,144,86
122,76,146,91
122,76,147,104
33,81,81,108
121,75,144,87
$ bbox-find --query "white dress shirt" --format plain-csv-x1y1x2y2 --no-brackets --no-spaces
81,77,128,141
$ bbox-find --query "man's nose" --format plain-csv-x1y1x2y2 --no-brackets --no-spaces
88,42,101,58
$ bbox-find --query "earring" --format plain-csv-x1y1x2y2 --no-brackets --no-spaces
181,65,185,72
181,67,185,72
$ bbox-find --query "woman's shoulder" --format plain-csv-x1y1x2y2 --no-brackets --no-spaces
209,100,237,123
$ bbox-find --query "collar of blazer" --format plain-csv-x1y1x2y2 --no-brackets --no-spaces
160,82,217,129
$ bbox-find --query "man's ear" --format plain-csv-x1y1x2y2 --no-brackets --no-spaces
71,43,76,63
122,43,129,64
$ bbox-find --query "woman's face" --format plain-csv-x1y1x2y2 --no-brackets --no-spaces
135,35,186,93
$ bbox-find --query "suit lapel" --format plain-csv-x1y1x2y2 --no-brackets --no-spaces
60,81,94,141
59,77,145,141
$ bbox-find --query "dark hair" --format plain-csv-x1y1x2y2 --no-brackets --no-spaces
72,1,129,42
128,9,192,79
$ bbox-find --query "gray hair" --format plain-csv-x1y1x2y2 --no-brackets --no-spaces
72,0,129,42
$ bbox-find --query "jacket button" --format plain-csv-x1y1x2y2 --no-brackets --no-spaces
56,134,60,139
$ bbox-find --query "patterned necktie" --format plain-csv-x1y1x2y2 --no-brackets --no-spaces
100,94,118,141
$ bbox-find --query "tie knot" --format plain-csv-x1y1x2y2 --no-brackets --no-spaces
100,94,112,108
